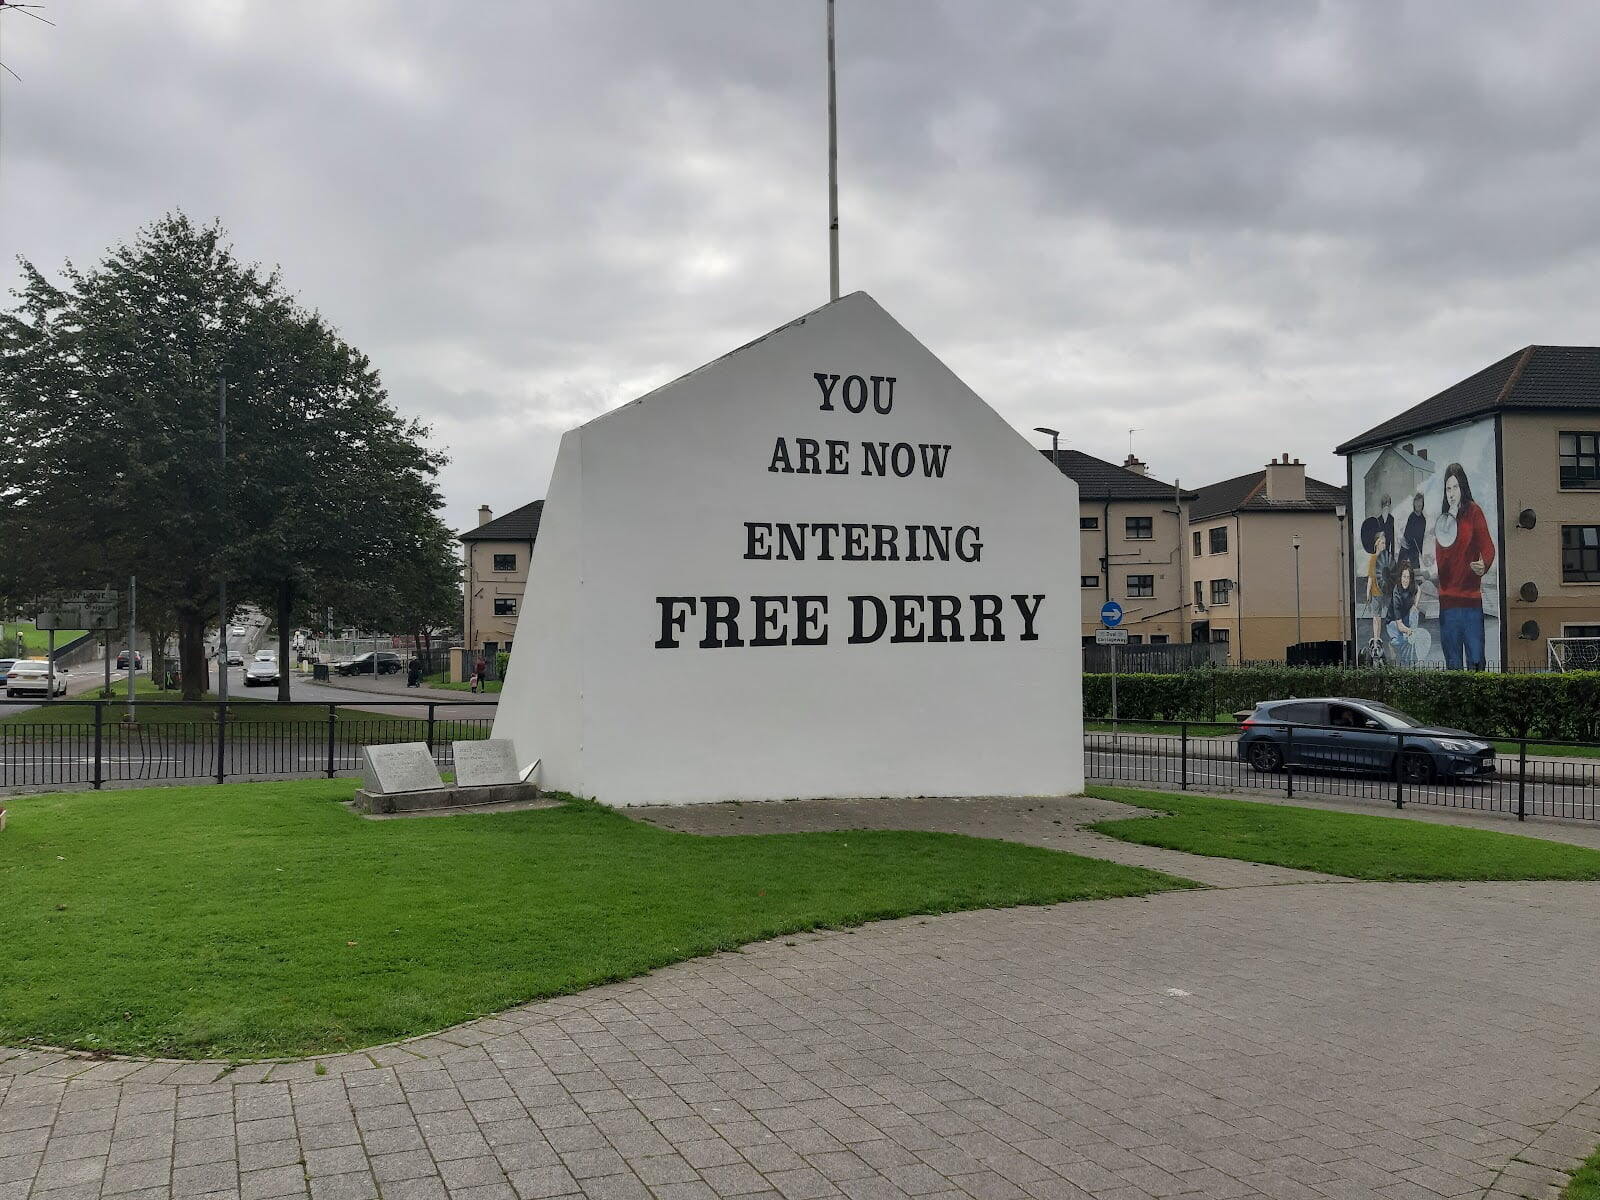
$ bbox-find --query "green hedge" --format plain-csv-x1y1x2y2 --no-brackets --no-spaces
1083,668,1600,742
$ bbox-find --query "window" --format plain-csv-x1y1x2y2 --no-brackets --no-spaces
1213,627,1230,644
1081,575,1100,588
1193,581,1203,607
1127,634,1144,645
1125,515,1153,540
1209,526,1228,554
1151,635,1169,644
1560,432,1600,490
1267,700,1321,723
493,597,518,616
1564,625,1600,638
1563,525,1600,582
1082,635,1097,648
1209,579,1231,605
1192,531,1202,555
1128,574,1154,597
1080,515,1099,530
492,553,517,572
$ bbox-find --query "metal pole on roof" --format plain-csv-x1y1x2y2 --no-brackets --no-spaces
826,0,840,301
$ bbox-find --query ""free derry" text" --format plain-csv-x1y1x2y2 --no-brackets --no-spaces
652,368,1049,651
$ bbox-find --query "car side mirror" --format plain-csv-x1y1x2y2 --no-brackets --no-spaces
1364,719,1381,729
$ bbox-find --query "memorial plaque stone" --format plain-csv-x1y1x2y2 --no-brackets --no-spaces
452,739,520,788
361,743,444,794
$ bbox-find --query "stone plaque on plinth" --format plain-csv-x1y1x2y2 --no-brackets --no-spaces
452,739,521,788
361,743,445,794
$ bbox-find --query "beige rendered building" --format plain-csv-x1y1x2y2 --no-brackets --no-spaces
1339,345,1600,671
1042,450,1194,646
1187,456,1349,663
459,501,543,674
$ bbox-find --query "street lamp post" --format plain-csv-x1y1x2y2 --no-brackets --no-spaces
1292,532,1303,648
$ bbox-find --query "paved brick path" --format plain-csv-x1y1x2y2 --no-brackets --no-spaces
3,796,1598,1200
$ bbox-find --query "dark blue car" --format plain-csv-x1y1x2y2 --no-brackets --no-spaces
1237,697,1496,784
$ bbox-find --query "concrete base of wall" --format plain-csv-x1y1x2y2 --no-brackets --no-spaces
356,781,544,815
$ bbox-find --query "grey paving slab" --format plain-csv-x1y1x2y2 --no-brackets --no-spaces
4,796,1600,1198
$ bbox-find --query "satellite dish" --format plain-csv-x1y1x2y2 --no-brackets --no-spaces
1520,582,1539,603
1519,620,1541,641
1518,508,1537,529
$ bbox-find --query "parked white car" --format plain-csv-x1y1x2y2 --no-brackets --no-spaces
5,659,68,698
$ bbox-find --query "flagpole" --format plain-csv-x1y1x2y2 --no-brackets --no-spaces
826,0,840,301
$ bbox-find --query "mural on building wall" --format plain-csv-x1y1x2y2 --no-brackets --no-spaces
1349,417,1500,669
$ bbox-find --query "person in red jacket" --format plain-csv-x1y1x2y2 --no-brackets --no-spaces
1433,462,1494,669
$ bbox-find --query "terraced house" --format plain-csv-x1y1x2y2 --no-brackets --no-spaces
459,500,544,676
1187,455,1349,663
1338,345,1600,671
1042,449,1195,647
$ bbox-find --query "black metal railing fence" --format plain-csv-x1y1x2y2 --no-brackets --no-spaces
0,700,498,792
1086,718,1600,821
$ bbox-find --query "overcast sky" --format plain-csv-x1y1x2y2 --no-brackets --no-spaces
5,0,1600,531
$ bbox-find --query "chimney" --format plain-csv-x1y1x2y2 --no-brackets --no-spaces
1122,454,1147,476
478,505,493,527
1264,453,1305,503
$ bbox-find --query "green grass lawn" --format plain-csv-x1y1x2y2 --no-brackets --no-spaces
2,625,89,658
1087,785,1600,881
1566,1145,1600,1199
0,782,1195,1059
1491,739,1600,759
423,671,502,694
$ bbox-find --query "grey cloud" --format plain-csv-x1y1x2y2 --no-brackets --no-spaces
4,0,1599,528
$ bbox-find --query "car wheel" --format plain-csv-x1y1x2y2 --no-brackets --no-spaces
1247,740,1284,773
1398,750,1436,785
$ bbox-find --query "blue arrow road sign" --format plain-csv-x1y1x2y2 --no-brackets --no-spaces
1100,601,1124,628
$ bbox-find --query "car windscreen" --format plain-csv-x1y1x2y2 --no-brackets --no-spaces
1362,702,1425,729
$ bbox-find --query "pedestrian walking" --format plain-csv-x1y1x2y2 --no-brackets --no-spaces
471,654,487,694
407,658,422,688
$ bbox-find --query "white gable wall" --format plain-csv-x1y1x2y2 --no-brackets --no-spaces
495,293,1082,805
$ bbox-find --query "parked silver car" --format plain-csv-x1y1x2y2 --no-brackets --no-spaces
5,659,68,698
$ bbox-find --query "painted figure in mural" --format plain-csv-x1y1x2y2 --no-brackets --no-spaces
1434,462,1494,670
1386,558,1431,667
1361,517,1396,655
1378,494,1395,563
1402,492,1427,571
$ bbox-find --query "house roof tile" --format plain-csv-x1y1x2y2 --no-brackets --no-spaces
1041,449,1195,500
1189,470,1348,522
1338,345,1600,454
460,500,544,543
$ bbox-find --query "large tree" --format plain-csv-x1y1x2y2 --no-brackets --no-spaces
0,213,456,700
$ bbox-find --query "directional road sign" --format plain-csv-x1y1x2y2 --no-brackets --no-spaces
1100,601,1123,628
37,590,120,631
